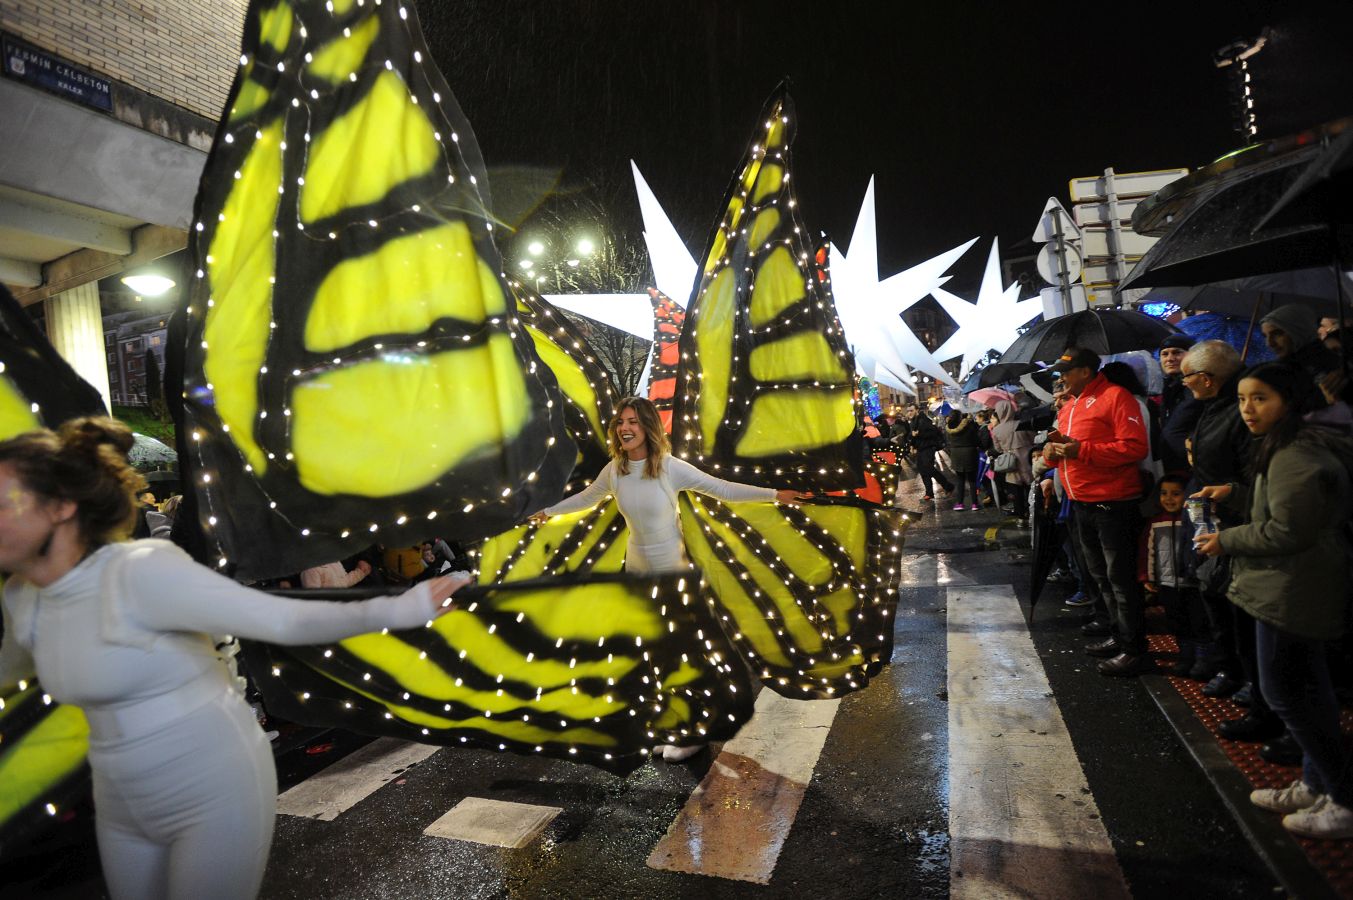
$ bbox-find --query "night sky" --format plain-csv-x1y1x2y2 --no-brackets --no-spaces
421,1,1353,295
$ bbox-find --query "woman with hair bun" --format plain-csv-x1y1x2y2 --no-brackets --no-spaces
0,417,469,899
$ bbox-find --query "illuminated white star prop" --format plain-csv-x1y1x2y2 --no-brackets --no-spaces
931,238,1042,379
830,177,975,389
543,163,703,395
631,161,698,303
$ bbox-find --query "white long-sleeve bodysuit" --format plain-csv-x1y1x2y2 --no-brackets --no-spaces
0,539,442,900
544,456,776,574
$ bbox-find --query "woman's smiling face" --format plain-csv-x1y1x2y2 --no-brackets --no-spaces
613,408,646,457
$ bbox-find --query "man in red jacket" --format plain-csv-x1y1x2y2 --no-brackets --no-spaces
1044,346,1150,675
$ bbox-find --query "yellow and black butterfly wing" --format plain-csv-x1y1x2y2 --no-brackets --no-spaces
670,84,861,492
0,283,102,853
243,575,753,773
509,280,617,494
178,0,575,581
467,280,629,581
0,686,90,853
680,495,907,698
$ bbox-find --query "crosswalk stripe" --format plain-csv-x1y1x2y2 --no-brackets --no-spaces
946,585,1129,899
423,797,563,848
276,737,438,821
646,689,841,885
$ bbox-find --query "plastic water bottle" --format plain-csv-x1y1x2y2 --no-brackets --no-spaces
1186,497,1216,540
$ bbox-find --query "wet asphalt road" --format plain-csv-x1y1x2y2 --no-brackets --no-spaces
4,473,1286,899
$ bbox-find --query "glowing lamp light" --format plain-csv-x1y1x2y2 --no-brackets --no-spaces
527,241,545,256
576,238,595,256
120,273,177,296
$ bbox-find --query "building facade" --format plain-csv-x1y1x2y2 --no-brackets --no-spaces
1,1,247,408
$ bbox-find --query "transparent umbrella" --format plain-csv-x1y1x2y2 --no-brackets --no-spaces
128,433,177,470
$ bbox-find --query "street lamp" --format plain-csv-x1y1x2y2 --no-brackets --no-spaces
576,238,595,256
120,273,176,297
527,240,545,256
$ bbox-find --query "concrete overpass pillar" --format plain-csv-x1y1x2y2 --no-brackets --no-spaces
45,281,112,412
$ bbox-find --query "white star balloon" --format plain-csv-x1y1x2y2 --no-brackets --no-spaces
830,177,975,389
931,238,1042,379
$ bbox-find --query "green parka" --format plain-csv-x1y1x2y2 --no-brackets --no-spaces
1219,429,1353,640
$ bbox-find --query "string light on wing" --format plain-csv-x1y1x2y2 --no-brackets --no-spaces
679,494,905,698
176,0,576,581
509,280,619,494
671,83,861,492
243,575,754,773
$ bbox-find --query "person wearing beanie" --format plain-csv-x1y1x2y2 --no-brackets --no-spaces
1261,304,1348,412
1157,333,1201,474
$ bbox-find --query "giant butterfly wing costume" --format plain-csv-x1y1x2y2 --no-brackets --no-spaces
179,0,578,582
0,284,103,853
478,85,907,701
181,0,753,774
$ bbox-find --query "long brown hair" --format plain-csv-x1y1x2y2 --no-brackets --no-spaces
0,416,147,548
608,397,669,479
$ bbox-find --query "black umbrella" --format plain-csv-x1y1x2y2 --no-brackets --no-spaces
1254,125,1353,232
962,362,1040,392
997,310,1181,364
1137,267,1350,318
1027,495,1060,618
1119,144,1329,292
1016,404,1056,432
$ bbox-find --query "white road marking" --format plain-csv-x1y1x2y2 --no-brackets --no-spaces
647,689,840,885
947,585,1129,899
276,738,438,822
423,797,563,848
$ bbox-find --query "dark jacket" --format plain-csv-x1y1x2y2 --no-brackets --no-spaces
1219,429,1353,640
1158,375,1203,474
1187,373,1252,526
910,414,945,453
945,416,980,473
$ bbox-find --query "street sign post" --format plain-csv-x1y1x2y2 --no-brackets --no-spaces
1032,197,1084,318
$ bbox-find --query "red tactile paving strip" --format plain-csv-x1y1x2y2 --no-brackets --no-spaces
1147,630,1353,896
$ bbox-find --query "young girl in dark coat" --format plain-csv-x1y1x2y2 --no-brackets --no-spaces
1195,363,1353,839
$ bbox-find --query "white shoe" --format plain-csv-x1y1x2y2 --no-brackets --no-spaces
659,744,703,762
1251,779,1321,813
1282,796,1353,839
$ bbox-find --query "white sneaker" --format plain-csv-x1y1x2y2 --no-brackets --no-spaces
1283,796,1353,839
1251,779,1322,813
659,744,703,762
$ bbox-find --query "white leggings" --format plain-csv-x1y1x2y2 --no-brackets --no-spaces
89,691,276,900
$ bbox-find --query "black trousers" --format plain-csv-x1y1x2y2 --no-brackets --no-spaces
1073,499,1144,654
1156,585,1209,649
916,450,952,497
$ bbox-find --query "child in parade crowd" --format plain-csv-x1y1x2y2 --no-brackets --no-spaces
1139,473,1212,678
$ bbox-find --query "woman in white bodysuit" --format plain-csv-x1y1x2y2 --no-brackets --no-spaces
0,418,468,900
534,396,801,759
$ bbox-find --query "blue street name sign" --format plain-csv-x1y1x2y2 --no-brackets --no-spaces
2,33,112,112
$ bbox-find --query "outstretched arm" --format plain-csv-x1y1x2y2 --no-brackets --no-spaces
120,543,466,646
666,457,778,503
538,464,613,518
